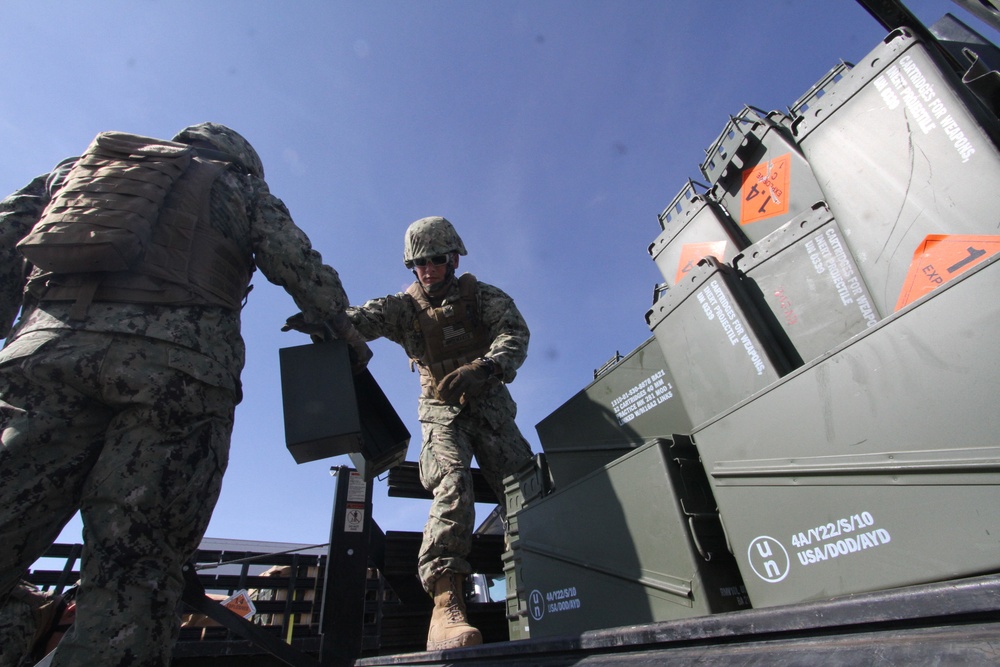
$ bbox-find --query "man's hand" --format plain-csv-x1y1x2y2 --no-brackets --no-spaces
328,312,373,374
281,312,328,343
282,312,373,374
436,358,494,404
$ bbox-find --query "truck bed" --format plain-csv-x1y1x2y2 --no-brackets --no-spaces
356,573,1000,666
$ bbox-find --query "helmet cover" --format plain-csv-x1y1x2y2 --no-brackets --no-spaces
172,122,265,179
403,216,467,268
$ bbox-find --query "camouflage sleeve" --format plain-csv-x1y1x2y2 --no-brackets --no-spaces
479,282,529,383
247,178,351,324
346,294,414,349
0,173,50,335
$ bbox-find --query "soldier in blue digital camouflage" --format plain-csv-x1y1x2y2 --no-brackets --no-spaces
0,123,370,666
344,216,533,650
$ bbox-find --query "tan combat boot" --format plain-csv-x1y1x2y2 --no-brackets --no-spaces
426,571,482,651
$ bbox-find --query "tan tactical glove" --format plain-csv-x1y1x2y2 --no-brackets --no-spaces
436,358,495,404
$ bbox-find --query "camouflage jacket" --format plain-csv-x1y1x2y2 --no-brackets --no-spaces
0,156,352,393
347,276,529,426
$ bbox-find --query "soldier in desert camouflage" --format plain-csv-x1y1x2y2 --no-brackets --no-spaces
344,216,533,650
0,123,369,666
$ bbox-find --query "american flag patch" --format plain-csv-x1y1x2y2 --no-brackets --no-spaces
443,324,471,345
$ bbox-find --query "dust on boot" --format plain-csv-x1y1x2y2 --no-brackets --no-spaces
426,571,482,651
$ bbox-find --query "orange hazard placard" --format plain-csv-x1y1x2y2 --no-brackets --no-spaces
223,590,257,619
895,234,1000,311
740,153,791,225
674,241,728,284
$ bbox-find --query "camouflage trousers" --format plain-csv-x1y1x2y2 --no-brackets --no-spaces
0,329,236,667
417,410,532,593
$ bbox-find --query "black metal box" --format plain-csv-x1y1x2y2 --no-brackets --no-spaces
279,340,409,480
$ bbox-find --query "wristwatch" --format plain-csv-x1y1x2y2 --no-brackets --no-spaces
477,356,498,376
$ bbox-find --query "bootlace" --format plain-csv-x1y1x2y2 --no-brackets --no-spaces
444,592,465,623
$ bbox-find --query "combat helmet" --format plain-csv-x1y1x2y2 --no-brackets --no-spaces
172,122,265,179
403,216,468,268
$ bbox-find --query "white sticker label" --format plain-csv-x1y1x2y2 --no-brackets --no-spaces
347,472,367,502
344,506,364,533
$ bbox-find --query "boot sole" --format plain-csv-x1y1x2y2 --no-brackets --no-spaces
426,630,483,651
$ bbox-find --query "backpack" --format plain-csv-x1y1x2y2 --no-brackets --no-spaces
17,131,195,273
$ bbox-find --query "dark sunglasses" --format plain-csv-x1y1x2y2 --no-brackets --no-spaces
413,254,449,267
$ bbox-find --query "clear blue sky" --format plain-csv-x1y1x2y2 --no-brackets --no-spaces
1,1,993,549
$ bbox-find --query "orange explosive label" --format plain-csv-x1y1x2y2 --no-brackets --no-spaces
740,153,791,225
675,241,728,284
895,234,1000,310
223,590,257,619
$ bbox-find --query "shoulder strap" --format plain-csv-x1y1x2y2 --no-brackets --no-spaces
404,280,431,312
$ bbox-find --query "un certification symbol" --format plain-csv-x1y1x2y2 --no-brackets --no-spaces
747,535,790,583
528,589,545,621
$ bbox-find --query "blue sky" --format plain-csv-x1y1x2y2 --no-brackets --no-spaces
2,1,993,549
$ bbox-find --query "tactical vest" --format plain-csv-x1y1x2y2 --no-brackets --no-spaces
20,131,254,318
405,273,492,398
